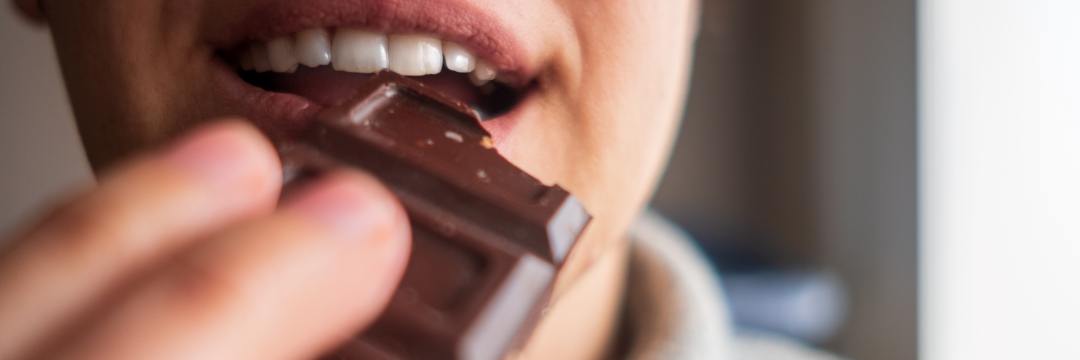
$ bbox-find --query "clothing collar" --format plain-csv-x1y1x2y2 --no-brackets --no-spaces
618,210,734,359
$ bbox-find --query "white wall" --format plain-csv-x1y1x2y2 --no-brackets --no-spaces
0,8,91,234
920,0,1080,358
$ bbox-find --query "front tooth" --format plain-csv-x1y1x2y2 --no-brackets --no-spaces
332,29,389,73
267,37,299,73
251,43,272,73
443,41,476,73
422,38,443,74
469,60,497,85
388,34,443,76
295,28,331,67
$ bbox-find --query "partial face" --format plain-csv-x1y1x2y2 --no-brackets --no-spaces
40,0,698,353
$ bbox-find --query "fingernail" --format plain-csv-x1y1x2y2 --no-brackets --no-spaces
162,122,270,190
284,172,400,239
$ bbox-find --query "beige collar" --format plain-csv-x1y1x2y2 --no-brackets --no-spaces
619,211,734,359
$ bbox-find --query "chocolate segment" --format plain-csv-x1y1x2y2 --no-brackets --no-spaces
280,72,591,359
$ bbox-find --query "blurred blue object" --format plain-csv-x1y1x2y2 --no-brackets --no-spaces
722,271,847,344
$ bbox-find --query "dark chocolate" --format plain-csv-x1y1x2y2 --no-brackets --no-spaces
280,71,591,359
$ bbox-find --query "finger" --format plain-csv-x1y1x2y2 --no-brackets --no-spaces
52,171,411,360
0,120,281,359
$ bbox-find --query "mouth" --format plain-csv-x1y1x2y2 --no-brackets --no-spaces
205,0,538,143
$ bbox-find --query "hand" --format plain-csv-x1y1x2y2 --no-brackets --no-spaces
0,120,411,359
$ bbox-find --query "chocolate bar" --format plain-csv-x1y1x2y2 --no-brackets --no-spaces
279,72,591,359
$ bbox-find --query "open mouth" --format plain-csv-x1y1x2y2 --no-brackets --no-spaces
201,0,539,144
220,29,534,128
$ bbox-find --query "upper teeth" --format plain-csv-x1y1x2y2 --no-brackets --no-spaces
240,28,500,85
332,29,388,73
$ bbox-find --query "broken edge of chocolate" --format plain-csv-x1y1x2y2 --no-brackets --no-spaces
280,71,591,359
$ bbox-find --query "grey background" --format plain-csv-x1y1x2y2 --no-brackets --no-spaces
0,8,91,233
0,2,918,359
653,1,917,359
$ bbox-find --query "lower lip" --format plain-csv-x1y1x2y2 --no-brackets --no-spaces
209,56,528,147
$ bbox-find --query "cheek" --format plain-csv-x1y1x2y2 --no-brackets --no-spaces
535,0,696,297
47,0,216,168
564,0,695,240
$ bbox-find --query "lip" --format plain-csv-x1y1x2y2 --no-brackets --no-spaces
203,0,535,143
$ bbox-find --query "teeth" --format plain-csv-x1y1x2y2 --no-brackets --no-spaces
294,28,332,67
266,36,299,73
443,41,476,73
470,60,497,86
388,34,443,76
422,39,444,74
241,29,502,86
250,43,272,73
332,29,389,73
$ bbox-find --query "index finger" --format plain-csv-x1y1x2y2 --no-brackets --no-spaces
0,120,281,359
49,171,412,360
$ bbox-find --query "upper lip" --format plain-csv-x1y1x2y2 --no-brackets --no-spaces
206,0,534,83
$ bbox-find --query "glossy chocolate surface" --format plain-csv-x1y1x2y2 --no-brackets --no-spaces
280,72,591,359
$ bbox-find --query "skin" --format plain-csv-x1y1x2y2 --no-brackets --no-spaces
3,0,699,358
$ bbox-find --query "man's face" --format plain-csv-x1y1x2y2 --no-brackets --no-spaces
39,0,698,354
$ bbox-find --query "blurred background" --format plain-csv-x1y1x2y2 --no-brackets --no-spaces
654,1,917,359
1,1,1077,359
